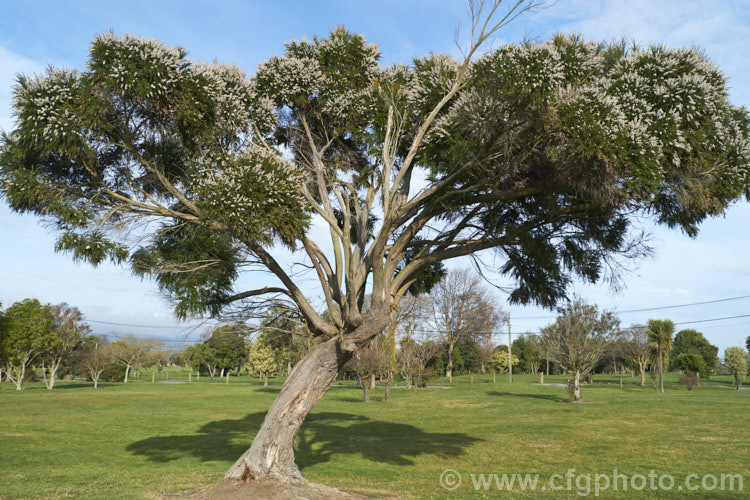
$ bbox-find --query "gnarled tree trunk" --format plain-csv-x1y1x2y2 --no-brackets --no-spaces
225,337,353,483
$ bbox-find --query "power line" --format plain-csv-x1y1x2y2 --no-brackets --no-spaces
87,319,190,329
511,294,750,320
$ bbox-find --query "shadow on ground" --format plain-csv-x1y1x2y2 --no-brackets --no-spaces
127,411,480,468
486,390,567,403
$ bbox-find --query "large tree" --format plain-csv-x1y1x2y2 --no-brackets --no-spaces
669,329,718,374
1,0,749,483
0,299,55,390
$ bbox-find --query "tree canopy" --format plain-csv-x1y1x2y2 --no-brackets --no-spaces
669,329,718,373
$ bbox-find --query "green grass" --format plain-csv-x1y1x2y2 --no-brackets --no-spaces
1,370,749,498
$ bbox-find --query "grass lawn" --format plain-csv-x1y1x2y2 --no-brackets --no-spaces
1,370,749,498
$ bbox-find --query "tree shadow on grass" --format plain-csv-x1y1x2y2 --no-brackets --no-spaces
487,390,567,403
127,411,480,468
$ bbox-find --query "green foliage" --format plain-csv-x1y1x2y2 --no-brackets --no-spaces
669,329,718,373
646,319,675,358
0,299,55,364
2,28,749,336
131,225,239,319
203,325,248,372
490,346,519,374
724,346,747,390
0,33,309,317
676,352,710,379
512,334,542,373
246,342,277,378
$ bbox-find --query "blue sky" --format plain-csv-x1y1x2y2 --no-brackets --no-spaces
1,0,750,352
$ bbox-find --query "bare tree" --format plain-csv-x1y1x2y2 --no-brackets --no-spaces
346,341,387,402
112,336,162,383
428,269,504,381
541,299,619,402
623,325,651,386
79,345,116,388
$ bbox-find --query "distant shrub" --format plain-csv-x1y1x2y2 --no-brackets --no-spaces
679,373,699,390
417,368,437,387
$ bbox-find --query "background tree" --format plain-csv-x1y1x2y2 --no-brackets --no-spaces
203,324,249,376
2,1,749,482
623,325,651,386
0,299,55,390
647,319,675,393
669,329,718,375
541,299,619,402
676,352,709,383
397,333,441,388
491,345,519,374
345,341,386,402
724,346,747,391
79,344,115,388
112,336,162,383
257,302,321,375
246,341,276,386
40,303,89,389
428,268,504,381
512,334,541,374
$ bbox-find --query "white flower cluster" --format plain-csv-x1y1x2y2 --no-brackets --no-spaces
89,33,188,100
195,62,254,134
193,145,307,239
560,44,731,173
256,54,325,103
13,69,81,144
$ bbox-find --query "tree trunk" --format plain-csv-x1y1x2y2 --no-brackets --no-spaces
639,363,646,386
658,351,664,393
369,373,376,390
263,373,268,386
225,338,352,483
546,358,550,376
47,361,59,390
481,361,486,375
124,364,131,384
363,383,370,403
573,370,581,402
446,342,455,381
14,364,26,391
356,374,362,388
42,361,49,389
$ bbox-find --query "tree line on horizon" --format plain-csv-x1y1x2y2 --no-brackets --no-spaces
4,269,748,398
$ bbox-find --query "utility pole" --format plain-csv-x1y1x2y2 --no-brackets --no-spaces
508,312,513,383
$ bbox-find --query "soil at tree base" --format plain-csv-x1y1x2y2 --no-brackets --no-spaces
156,479,403,499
